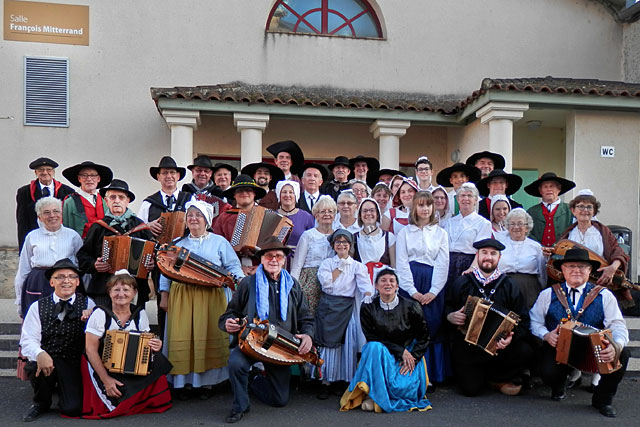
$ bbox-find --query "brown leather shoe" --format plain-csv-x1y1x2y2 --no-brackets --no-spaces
491,382,522,396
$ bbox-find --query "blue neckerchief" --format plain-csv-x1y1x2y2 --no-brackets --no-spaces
107,207,135,227
255,264,294,322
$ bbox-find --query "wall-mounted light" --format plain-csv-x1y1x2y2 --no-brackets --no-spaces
450,148,460,163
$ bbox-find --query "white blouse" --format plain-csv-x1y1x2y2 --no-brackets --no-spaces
382,208,409,235
396,224,450,297
317,255,373,298
332,214,361,234
86,308,151,336
441,212,492,254
568,226,604,257
290,228,334,279
495,234,547,286
356,230,396,264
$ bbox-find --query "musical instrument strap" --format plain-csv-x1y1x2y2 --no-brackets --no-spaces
95,219,151,236
551,283,604,321
470,273,506,302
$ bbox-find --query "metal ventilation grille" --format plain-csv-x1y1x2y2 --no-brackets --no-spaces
24,57,69,127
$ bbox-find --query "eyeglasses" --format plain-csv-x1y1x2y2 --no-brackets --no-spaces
508,222,527,228
352,189,368,195
575,204,594,211
159,170,179,176
361,208,377,214
78,173,99,179
562,264,591,271
317,210,335,215
51,274,80,281
416,167,431,173
263,253,285,261
36,167,54,173
334,240,350,246
41,209,62,216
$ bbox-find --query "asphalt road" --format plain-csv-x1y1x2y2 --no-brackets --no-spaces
1,377,639,426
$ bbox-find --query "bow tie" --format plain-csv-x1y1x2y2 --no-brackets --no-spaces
54,300,77,319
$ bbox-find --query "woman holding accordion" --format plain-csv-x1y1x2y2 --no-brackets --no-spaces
158,200,245,400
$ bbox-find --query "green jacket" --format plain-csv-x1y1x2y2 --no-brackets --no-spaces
62,192,108,238
526,202,573,245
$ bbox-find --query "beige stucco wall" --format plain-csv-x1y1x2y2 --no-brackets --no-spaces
513,125,565,175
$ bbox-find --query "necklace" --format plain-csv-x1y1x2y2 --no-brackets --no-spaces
113,311,132,329
362,225,378,235
279,206,297,216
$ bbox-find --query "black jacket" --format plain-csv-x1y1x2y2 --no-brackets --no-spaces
477,196,523,221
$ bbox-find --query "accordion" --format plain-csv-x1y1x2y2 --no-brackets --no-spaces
101,330,155,376
229,207,293,253
461,295,521,356
555,320,622,374
157,211,187,245
156,245,238,290
101,236,155,279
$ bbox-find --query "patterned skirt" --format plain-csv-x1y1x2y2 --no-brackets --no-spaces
299,266,322,316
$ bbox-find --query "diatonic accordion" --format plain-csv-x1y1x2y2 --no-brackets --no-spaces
229,207,293,253
461,295,521,356
101,235,155,279
157,211,187,245
555,320,622,374
101,330,155,376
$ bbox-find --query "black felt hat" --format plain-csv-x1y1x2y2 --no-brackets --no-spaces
266,140,305,176
553,247,600,271
435,163,481,187
465,151,506,170
240,162,285,190
187,155,214,171
62,161,113,188
29,157,58,169
99,178,135,202
476,169,523,197
524,172,576,197
149,156,186,181
369,168,406,188
254,236,293,258
222,174,267,200
45,258,82,281
299,163,329,182
211,163,239,181
349,155,380,172
328,156,353,171
473,238,506,251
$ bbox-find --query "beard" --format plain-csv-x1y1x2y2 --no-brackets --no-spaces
256,177,269,186
479,262,497,274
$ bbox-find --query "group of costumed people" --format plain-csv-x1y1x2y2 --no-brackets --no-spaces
13,142,633,423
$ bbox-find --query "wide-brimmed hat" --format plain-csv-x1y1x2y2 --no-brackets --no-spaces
99,178,135,202
328,156,353,172
465,151,506,170
211,162,239,181
266,140,305,176
254,236,293,258
369,168,406,188
435,163,481,187
45,258,82,281
299,162,328,182
473,238,506,251
477,169,523,197
349,155,380,172
553,247,600,271
222,174,267,200
187,155,214,171
62,161,113,188
240,162,285,190
29,157,58,169
149,156,186,181
524,172,576,197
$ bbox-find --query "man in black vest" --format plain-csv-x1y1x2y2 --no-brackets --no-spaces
19,258,94,421
16,157,74,251
320,156,353,200
445,238,532,397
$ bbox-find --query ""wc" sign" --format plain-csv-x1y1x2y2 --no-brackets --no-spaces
600,146,615,158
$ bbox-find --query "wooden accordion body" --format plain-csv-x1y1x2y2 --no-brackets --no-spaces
238,319,323,367
101,236,155,279
101,330,154,376
229,207,293,253
555,320,622,374
157,211,187,245
156,245,237,290
461,295,521,356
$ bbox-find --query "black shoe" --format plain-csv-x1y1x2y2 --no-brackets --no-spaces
592,403,617,418
520,374,534,390
173,388,191,401
197,387,214,400
566,376,582,390
317,384,330,400
22,405,47,422
225,407,250,423
551,391,566,401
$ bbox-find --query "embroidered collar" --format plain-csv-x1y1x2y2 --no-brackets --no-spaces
379,295,399,311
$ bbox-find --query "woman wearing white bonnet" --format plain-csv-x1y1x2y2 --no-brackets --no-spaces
275,180,314,249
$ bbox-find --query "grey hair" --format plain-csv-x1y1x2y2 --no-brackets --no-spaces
35,196,62,216
505,208,534,236
312,195,337,217
455,182,479,199
337,190,358,204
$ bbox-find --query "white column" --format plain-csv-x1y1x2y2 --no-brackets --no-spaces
233,113,270,168
162,110,201,168
369,120,411,170
475,102,529,172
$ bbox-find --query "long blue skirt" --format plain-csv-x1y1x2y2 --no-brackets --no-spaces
340,342,431,413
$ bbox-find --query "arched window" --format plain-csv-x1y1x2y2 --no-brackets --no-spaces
266,0,383,39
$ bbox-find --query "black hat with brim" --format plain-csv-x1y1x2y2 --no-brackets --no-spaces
222,174,267,200
149,156,186,181
266,140,305,176
211,163,239,181
99,178,136,202
524,172,576,197
29,157,58,169
553,247,601,271
465,151,506,170
254,236,293,258
45,258,82,281
328,156,353,171
300,163,329,182
240,162,285,190
62,161,113,188
368,169,406,188
436,163,481,187
477,169,523,197
349,155,380,172
187,155,214,171
473,238,506,251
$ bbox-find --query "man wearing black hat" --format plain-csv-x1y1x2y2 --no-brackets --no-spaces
530,247,629,417
61,161,113,238
349,155,379,184
466,151,506,179
524,172,576,247
16,157,74,250
445,238,532,397
241,162,285,210
370,168,406,188
19,258,95,421
77,179,155,307
320,156,353,201
219,236,314,423
298,163,327,214
477,169,523,220
182,155,231,223
436,163,481,216
212,162,239,196
266,140,304,184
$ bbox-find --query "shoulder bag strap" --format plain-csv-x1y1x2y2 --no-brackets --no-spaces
94,219,121,235
551,283,574,320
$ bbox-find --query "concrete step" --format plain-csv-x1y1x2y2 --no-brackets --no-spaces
0,335,20,351
0,350,17,369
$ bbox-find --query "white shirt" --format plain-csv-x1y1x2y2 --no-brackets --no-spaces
396,224,449,297
20,293,96,361
290,228,334,279
332,215,361,234
303,191,320,209
14,226,83,309
495,234,547,286
317,255,373,298
530,284,628,346
138,189,192,223
568,226,604,257
543,198,562,212
39,181,54,196
441,212,492,254
86,308,151,336
78,188,98,206
356,229,395,264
